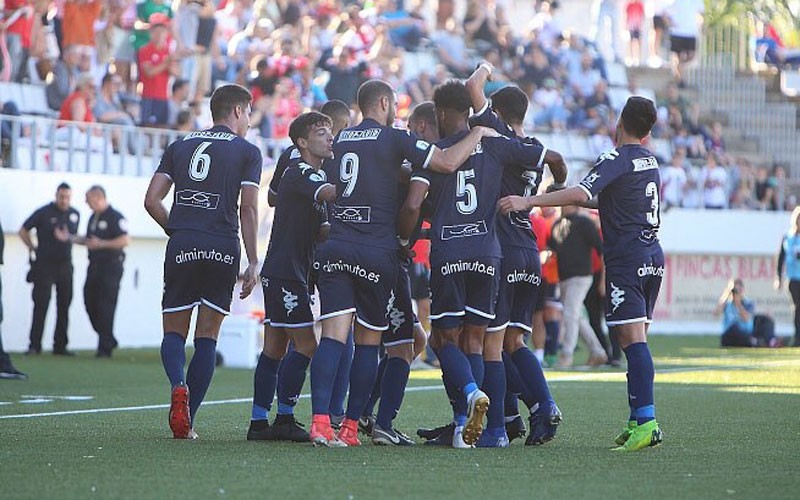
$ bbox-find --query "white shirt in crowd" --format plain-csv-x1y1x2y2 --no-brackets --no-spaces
701,164,729,208
660,164,687,208
668,0,705,38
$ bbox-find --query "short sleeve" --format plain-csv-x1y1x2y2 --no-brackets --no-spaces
241,144,263,189
484,135,546,171
269,146,300,195
156,142,175,180
68,210,80,235
409,168,432,187
578,149,629,198
284,164,333,202
23,207,43,230
468,100,514,138
395,128,434,171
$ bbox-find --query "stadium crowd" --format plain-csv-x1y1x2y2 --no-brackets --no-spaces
1,0,793,211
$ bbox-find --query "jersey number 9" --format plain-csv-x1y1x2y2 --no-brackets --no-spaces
340,153,360,197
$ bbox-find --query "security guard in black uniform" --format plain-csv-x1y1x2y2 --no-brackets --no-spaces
19,182,80,355
75,185,129,358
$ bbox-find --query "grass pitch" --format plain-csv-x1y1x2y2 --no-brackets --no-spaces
1,336,798,500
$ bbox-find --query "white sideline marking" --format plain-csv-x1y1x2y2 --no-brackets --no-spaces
2,361,795,420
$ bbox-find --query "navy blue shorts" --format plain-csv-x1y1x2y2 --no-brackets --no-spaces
162,230,240,315
604,246,665,326
262,277,314,328
429,256,500,329
384,263,419,346
409,262,430,300
315,239,398,331
489,247,541,333
140,98,169,127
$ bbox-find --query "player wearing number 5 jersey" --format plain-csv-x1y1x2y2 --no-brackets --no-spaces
498,96,664,452
309,79,499,447
145,84,262,440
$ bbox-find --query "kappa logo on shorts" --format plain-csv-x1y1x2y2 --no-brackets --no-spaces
175,189,220,210
441,220,488,240
386,291,404,333
333,205,371,223
610,282,625,312
282,288,299,315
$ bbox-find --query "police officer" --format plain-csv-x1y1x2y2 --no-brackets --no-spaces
19,183,80,355
74,186,129,358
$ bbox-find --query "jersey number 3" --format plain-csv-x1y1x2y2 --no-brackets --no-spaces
189,141,213,181
645,181,660,226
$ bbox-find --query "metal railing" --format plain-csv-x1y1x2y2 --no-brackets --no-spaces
701,18,754,72
0,114,293,176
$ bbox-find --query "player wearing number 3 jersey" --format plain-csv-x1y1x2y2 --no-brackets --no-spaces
145,84,262,440
498,96,664,452
308,79,500,447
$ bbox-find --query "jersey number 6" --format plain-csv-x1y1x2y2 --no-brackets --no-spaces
189,141,213,181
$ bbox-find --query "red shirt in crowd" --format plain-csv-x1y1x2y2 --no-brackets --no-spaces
411,221,431,268
59,91,94,123
5,0,35,48
137,42,171,100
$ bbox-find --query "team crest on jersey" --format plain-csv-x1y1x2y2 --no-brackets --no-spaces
98,220,108,231
175,189,220,210
290,148,301,159
595,148,619,164
69,213,79,224
416,140,430,150
610,282,625,312
282,287,299,315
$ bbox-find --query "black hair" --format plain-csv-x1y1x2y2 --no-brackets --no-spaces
408,101,436,127
210,84,253,123
289,111,333,147
432,80,471,114
620,96,657,139
320,99,350,123
57,182,71,191
491,85,528,125
357,79,394,112
172,79,189,95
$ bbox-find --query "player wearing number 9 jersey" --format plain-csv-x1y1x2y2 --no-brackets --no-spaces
497,96,664,452
145,84,262,439
308,79,499,447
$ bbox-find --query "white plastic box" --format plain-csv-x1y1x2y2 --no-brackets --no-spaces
217,315,263,369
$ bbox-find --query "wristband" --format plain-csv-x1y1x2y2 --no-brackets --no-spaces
479,63,493,79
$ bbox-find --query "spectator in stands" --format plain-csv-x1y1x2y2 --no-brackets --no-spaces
463,0,502,53
1,100,22,141
672,125,706,159
568,51,604,104
776,206,800,346
46,44,81,111
715,278,777,347
532,77,568,131
589,123,614,156
173,0,204,99
138,12,178,127
377,0,426,52
700,153,729,209
19,182,80,356
58,72,96,126
772,165,788,212
704,121,726,155
754,165,778,211
167,78,190,128
650,0,670,65
590,0,621,63
518,43,556,95
624,0,644,66
106,1,137,91
94,72,135,152
175,108,194,132
62,0,102,72
319,45,366,107
660,149,688,210
2,0,35,82
132,0,173,53
667,0,705,86
681,157,703,209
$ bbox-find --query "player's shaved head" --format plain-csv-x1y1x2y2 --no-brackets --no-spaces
210,84,253,123
620,96,657,139
408,101,436,128
320,99,351,133
432,80,472,114
289,111,332,147
491,85,528,126
357,80,394,112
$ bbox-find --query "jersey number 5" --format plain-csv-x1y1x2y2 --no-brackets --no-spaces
340,152,360,197
189,141,213,181
645,181,660,226
456,169,478,214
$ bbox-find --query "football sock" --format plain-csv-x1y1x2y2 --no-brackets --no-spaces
329,330,354,418
160,332,186,388
442,372,467,419
310,337,344,415
624,342,655,425
504,392,520,420
345,344,380,421
252,353,280,420
483,361,506,430
467,353,485,387
186,337,217,424
375,357,410,429
503,351,535,409
437,342,477,397
512,346,553,406
626,372,635,421
544,320,560,355
276,350,310,416
364,355,387,417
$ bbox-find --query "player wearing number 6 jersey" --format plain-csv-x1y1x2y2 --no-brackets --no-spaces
308,79,499,447
145,84,262,439
498,96,664,452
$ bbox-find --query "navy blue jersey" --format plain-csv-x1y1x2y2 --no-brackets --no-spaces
157,125,262,238
412,130,546,263
268,145,300,198
261,161,333,283
578,144,661,262
23,203,80,264
469,103,546,249
323,118,434,250
86,205,127,264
